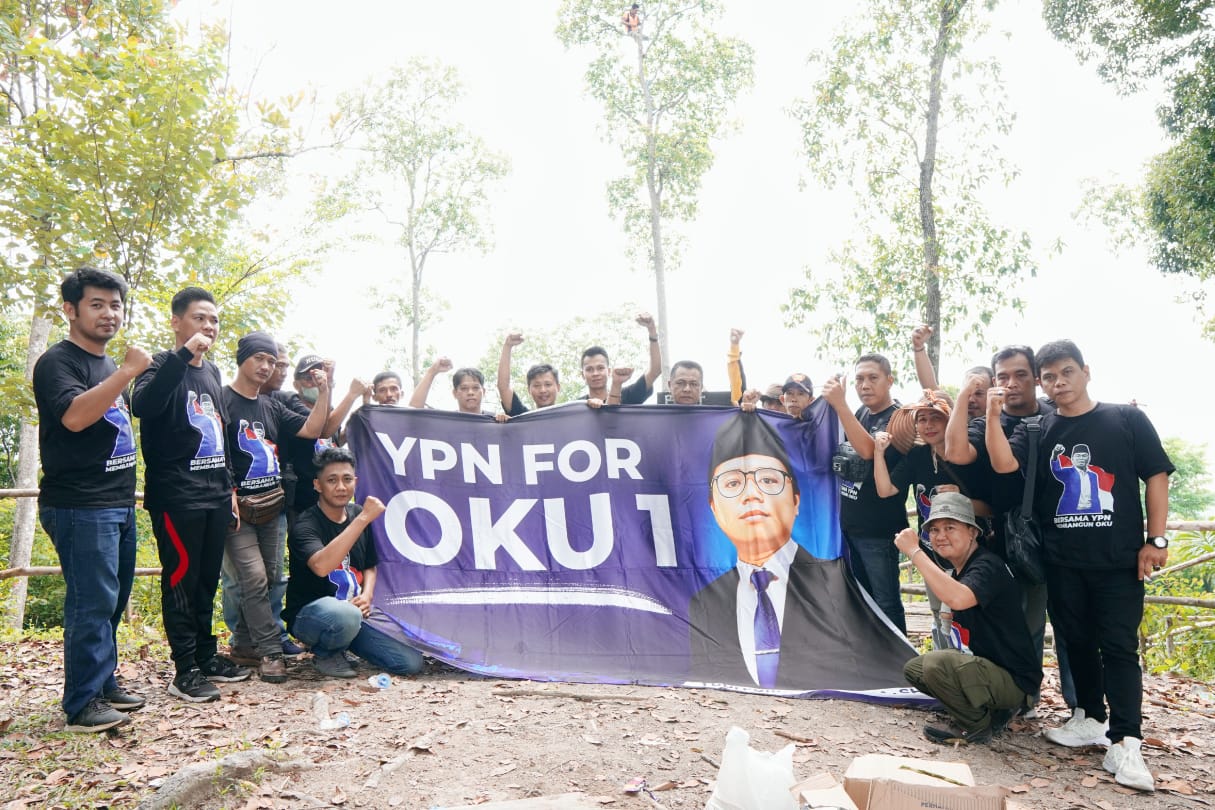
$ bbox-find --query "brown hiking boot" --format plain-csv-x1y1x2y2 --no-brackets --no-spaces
259,654,287,683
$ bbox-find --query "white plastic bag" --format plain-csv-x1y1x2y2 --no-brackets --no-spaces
704,726,798,810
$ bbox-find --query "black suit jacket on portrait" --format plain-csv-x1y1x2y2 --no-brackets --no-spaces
687,546,914,691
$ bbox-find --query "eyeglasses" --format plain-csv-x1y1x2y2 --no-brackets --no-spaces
712,468,790,498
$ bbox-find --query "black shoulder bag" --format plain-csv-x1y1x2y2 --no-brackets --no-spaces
1003,416,1046,585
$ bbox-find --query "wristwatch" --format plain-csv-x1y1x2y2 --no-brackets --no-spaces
1146,535,1168,549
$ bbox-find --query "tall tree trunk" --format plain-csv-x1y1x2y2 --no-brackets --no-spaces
409,238,422,388
6,313,52,629
920,1,963,373
635,32,670,382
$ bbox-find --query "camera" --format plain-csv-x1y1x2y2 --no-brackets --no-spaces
831,442,871,482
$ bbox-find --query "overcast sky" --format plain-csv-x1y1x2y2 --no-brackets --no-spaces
176,0,1215,460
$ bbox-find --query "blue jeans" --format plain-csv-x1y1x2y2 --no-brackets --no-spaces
39,506,137,719
844,531,907,634
291,598,424,675
221,513,288,647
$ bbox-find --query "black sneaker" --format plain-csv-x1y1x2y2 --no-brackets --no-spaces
314,653,357,679
924,720,992,745
989,707,1014,736
102,686,146,712
65,697,131,733
168,668,221,703
198,655,251,683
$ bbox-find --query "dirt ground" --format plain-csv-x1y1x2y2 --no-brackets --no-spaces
1,637,1212,809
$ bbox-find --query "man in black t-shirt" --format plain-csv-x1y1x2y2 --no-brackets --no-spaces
897,493,1041,744
986,340,1171,793
578,312,662,406
942,345,1071,715
222,331,330,684
284,447,425,678
497,332,561,416
132,287,251,703
823,353,910,633
33,267,151,733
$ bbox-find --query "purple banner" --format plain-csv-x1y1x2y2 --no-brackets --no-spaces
346,400,926,703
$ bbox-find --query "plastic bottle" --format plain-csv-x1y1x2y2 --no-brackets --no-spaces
367,673,392,690
312,692,350,730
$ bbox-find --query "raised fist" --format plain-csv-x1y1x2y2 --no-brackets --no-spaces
434,356,453,373
636,313,655,330
612,367,634,382
911,324,933,351
184,333,212,357
730,328,744,345
122,346,153,376
362,495,386,522
504,332,524,348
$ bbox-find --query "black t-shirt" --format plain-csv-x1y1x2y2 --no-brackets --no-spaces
283,503,378,630
1007,403,1174,569
222,386,307,495
576,375,654,405
887,444,984,544
839,402,909,535
33,340,137,508
288,433,338,512
952,545,1042,696
967,400,1057,515
131,348,233,512
505,391,530,417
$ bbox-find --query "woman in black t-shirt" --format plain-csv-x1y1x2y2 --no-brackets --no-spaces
872,390,989,648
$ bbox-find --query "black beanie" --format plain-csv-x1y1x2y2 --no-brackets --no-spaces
237,331,278,367
708,411,797,495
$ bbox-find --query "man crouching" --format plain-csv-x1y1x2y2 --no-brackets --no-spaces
896,492,1042,743
283,447,425,679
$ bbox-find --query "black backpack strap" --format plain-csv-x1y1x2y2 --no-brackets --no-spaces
1021,416,1042,513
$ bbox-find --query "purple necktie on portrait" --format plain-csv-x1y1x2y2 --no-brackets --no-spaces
751,569,780,689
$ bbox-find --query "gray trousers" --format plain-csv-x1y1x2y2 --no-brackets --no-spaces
223,514,283,657
905,650,1027,733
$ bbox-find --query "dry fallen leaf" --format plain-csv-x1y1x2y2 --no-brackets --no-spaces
1080,776,1099,788
1158,780,1194,795
331,785,346,805
1029,777,1051,788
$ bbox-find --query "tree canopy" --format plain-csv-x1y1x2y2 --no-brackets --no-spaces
556,0,754,378
786,0,1033,377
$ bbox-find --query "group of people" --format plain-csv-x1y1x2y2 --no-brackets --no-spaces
770,326,1169,794
35,266,1171,794
34,269,426,735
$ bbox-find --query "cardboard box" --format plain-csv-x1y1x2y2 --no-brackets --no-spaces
867,780,1008,810
843,754,975,809
791,772,860,810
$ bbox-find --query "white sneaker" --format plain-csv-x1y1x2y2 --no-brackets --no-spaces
1103,737,1155,792
1043,708,1110,747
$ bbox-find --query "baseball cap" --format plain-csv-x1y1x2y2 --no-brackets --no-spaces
782,373,813,395
923,491,980,531
760,383,784,404
295,354,324,378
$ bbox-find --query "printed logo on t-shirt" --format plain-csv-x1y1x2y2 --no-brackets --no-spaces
103,395,137,472
186,391,226,471
1050,443,1115,529
236,419,280,489
329,556,362,602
